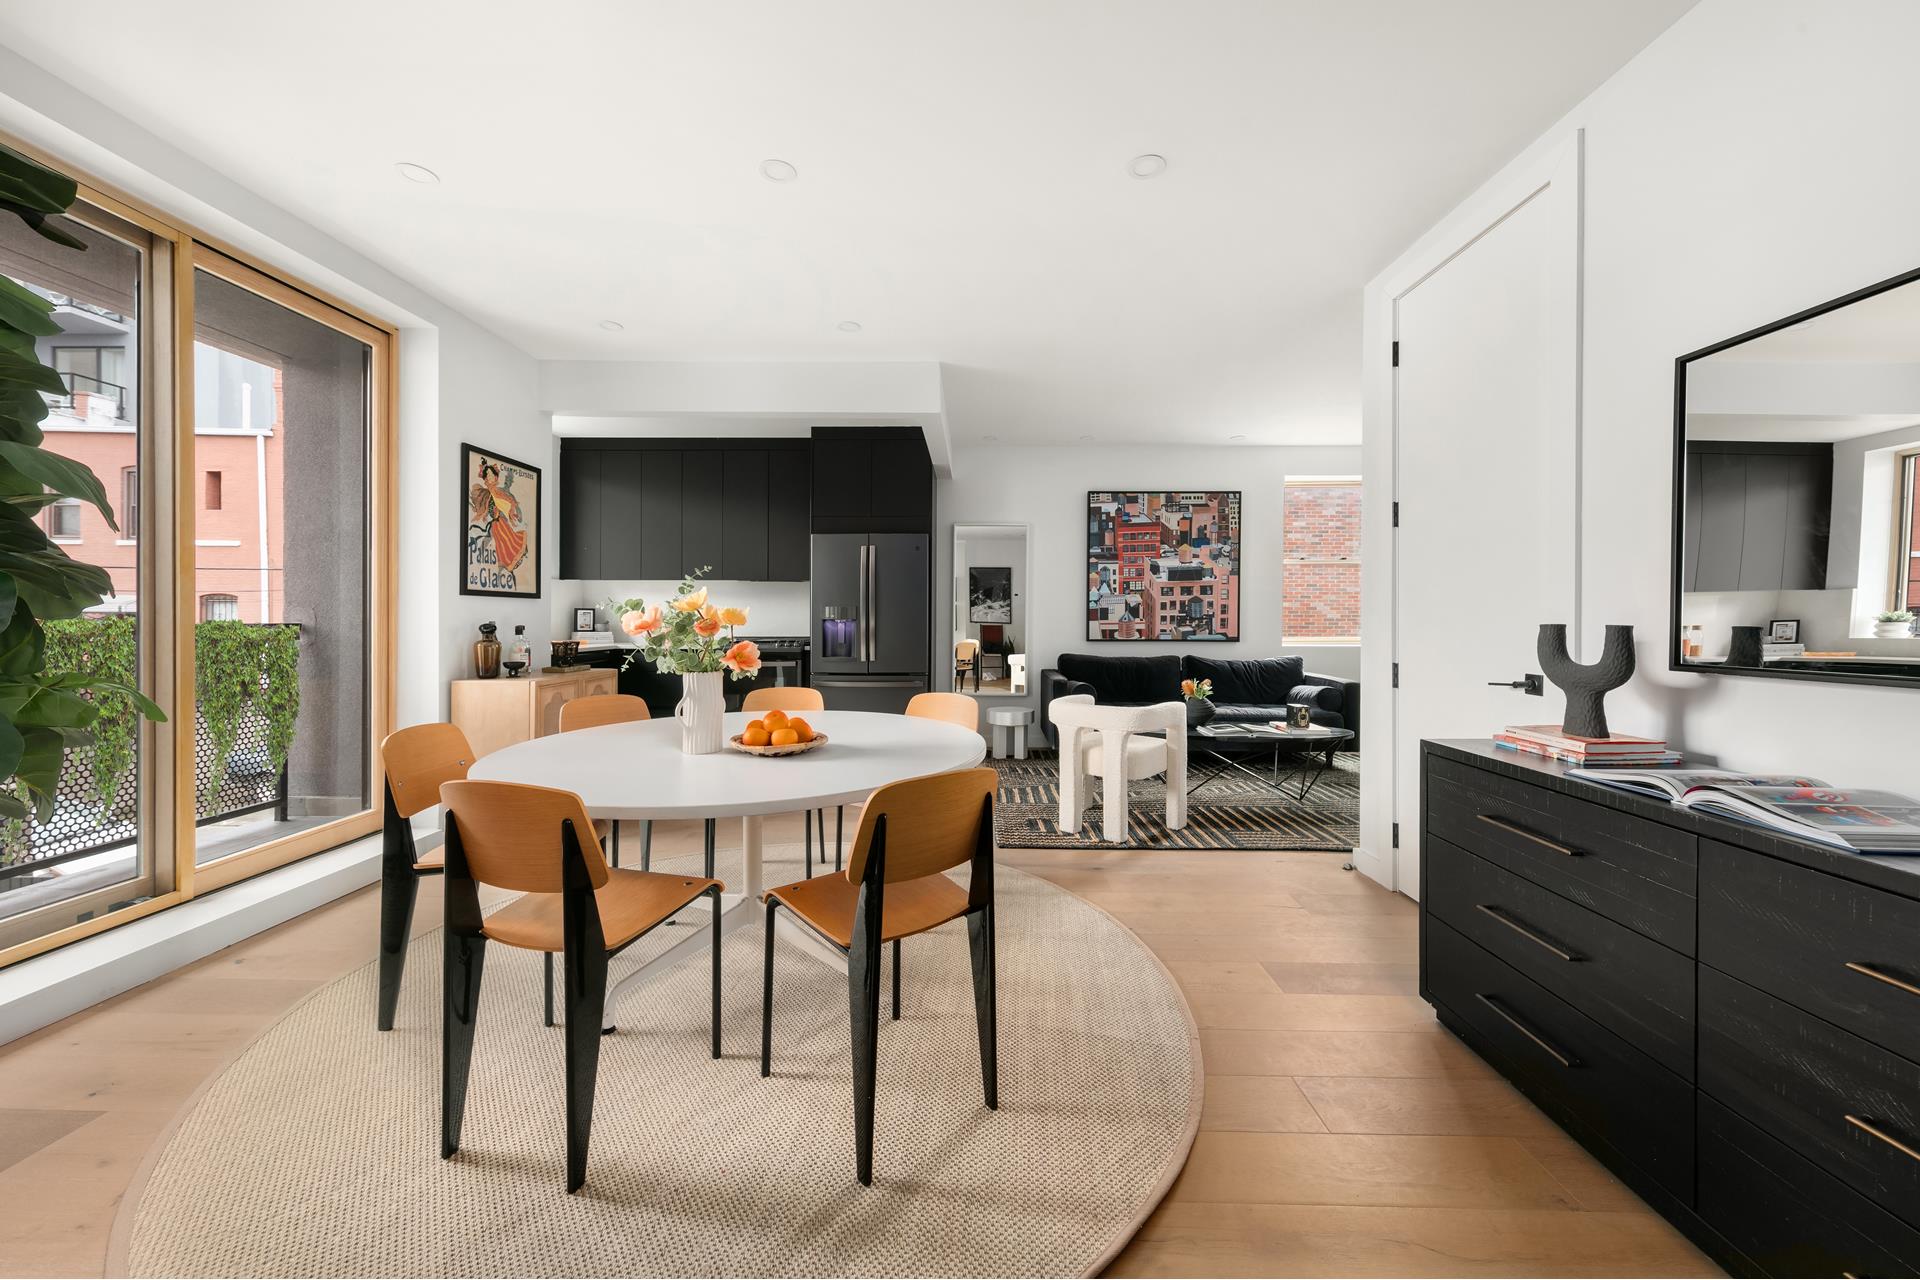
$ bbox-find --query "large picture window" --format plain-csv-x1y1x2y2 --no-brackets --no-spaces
1281,477,1361,643
0,139,395,962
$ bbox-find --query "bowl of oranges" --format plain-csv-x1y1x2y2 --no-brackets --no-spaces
728,709,826,757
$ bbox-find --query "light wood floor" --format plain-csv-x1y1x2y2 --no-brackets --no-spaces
0,815,1715,1278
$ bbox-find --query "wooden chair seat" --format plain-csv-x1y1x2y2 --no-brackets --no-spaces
484,869,722,953
767,870,968,948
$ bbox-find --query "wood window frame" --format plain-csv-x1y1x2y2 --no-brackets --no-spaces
0,131,400,967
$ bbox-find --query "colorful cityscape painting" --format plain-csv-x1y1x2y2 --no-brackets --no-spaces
1086,491,1241,641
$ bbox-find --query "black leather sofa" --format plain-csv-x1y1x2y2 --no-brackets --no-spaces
1038,653,1359,751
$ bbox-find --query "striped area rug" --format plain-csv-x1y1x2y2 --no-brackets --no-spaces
992,750,1359,851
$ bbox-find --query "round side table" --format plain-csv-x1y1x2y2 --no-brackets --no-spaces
986,706,1035,760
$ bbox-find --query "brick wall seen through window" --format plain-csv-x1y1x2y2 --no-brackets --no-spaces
1282,478,1360,641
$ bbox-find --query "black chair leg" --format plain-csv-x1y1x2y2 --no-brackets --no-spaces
967,906,998,1110
377,864,420,1031
804,808,814,879
562,941,609,1193
709,885,723,1059
704,818,716,880
816,810,828,870
836,806,845,872
544,952,555,1028
761,898,777,1076
610,821,620,869
441,931,487,1158
891,937,901,1021
849,932,883,1185
641,820,652,871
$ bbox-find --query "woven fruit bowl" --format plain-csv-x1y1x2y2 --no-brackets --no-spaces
726,732,828,758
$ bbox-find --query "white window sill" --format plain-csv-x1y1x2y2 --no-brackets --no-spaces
1283,638,1361,647
0,826,435,1048
193,538,243,547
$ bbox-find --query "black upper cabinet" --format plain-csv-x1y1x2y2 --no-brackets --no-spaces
1682,441,1831,593
560,439,810,581
722,451,770,582
560,447,602,580
681,450,725,576
810,426,932,533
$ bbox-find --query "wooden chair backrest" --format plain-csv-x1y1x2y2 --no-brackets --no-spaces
380,722,475,819
846,768,996,885
559,692,650,732
906,691,979,732
439,780,609,893
954,640,979,662
742,686,825,713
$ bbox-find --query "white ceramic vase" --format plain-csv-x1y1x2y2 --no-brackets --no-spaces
1873,621,1914,639
675,670,726,755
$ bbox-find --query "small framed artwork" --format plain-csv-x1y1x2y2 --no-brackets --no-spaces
1768,618,1800,643
573,607,597,633
460,443,541,598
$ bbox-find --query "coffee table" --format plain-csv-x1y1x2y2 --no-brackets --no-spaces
1188,723,1354,801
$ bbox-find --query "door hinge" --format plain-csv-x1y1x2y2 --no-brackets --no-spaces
1392,822,1401,849
1392,662,1400,688
1391,340,1400,367
1392,501,1400,528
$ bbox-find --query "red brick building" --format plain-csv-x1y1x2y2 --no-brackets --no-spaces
1282,478,1361,641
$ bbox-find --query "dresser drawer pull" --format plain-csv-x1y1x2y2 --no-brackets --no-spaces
1475,993,1581,1068
1475,813,1578,856
1846,961,1920,1000
1846,1114,1920,1164
1474,903,1578,962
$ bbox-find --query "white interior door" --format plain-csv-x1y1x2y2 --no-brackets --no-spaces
1391,146,1581,900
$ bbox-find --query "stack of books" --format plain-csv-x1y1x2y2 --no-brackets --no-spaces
1494,724,1682,767
1761,642,1806,660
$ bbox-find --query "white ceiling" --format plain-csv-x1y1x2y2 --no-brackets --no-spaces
0,1,1694,446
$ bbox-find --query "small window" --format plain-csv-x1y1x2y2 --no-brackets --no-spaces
1282,477,1362,643
205,470,223,510
122,467,138,538
201,593,240,622
47,498,82,540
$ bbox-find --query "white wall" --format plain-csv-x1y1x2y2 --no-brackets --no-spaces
937,443,1364,715
1365,0,1920,891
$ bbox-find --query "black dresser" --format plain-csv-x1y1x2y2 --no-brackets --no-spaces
1421,740,1920,1278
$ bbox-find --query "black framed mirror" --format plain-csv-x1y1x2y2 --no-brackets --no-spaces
1672,265,1920,687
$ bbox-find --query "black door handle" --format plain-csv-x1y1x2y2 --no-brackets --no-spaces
1487,675,1545,695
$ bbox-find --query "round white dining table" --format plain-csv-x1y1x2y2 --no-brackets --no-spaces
469,709,986,1006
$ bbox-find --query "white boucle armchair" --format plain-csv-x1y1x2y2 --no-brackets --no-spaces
1047,694,1187,843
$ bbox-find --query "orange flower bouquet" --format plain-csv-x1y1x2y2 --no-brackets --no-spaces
607,570,759,680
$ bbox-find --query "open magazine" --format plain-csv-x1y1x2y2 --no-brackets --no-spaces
1567,769,1920,854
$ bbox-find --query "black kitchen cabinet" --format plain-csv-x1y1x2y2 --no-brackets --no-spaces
558,439,812,581
1682,442,1831,593
722,451,770,581
810,426,932,533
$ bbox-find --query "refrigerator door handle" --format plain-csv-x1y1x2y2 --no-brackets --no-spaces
857,542,871,662
865,539,878,664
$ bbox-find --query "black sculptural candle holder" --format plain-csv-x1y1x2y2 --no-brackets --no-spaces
1537,624,1635,740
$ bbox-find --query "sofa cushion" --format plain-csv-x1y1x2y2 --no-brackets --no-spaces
1290,683,1344,713
1184,655,1305,706
1055,652,1184,704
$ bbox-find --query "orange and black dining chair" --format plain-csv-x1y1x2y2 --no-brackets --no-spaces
438,779,724,1193
557,692,654,869
760,767,999,1185
906,690,979,732
375,723,473,1031
741,685,840,875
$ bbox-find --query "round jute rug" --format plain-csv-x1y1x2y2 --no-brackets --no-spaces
112,845,1199,1278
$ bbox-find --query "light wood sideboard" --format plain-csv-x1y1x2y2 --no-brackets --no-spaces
450,669,616,758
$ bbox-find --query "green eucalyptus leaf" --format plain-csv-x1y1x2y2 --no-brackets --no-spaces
0,441,115,528
0,146,78,215
0,274,59,338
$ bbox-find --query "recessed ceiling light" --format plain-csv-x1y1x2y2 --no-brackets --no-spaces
1228,433,1247,441
983,434,999,442
598,320,625,332
395,162,440,184
760,158,799,182
1078,434,1095,441
1128,154,1168,179
837,320,862,333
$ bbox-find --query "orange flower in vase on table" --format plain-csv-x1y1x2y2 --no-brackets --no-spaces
718,606,749,628
672,586,709,613
693,604,724,637
621,604,664,637
723,639,762,675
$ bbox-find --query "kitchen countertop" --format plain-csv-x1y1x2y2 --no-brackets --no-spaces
576,636,809,652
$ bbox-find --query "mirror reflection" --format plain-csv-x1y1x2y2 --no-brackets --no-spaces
952,522,1028,696
1677,272,1920,683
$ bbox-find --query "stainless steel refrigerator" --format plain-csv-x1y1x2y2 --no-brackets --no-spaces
810,533,930,713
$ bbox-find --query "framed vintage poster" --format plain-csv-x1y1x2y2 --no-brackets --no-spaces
1086,490,1242,641
969,566,1013,623
460,443,541,597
